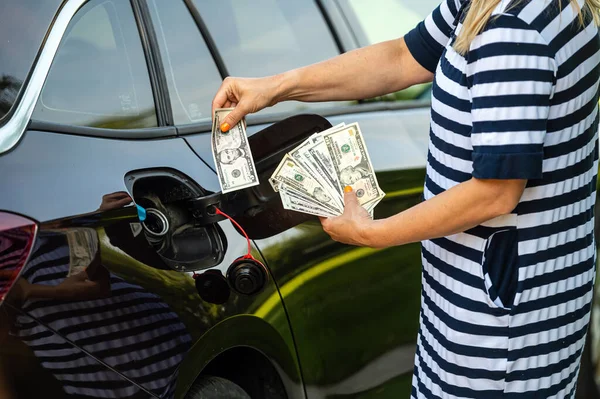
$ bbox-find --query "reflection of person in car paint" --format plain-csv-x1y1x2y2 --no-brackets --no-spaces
217,148,245,165
313,186,331,203
339,165,370,186
1,192,191,399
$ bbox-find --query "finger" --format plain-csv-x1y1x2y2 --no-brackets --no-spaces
220,103,249,132
343,187,360,208
212,84,231,117
83,280,100,289
104,191,129,200
113,192,131,200
319,216,330,227
224,100,233,109
70,270,89,281
114,197,133,208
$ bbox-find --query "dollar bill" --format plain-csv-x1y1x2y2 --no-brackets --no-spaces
280,188,338,218
364,194,384,213
211,108,259,194
269,177,281,192
322,123,385,207
271,155,343,214
306,137,344,200
65,228,99,277
290,131,345,210
270,121,384,218
281,186,339,215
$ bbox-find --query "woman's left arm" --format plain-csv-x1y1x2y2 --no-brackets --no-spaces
321,178,526,248
323,14,557,249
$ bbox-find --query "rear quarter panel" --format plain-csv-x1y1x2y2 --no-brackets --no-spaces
186,103,431,398
0,130,303,398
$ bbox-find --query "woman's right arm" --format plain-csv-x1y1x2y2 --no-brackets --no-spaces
278,38,433,103
213,0,464,131
212,38,433,130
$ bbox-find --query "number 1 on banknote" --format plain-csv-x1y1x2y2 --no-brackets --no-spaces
211,108,260,194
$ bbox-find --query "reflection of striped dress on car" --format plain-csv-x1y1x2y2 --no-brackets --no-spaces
404,0,599,397
14,233,191,398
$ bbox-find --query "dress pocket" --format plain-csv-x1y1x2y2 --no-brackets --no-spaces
481,229,519,310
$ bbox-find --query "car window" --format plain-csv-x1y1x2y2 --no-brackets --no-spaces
147,0,222,125
32,0,157,129
193,0,351,117
0,0,62,124
338,0,440,47
337,0,440,101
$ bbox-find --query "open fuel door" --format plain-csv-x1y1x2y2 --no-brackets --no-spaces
125,114,332,272
198,113,333,239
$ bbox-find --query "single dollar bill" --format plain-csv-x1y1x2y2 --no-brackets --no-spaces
212,108,259,193
322,123,384,207
271,155,343,214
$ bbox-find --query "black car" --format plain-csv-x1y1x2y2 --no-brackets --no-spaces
1,0,599,398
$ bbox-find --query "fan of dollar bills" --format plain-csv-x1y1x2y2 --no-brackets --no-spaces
211,108,384,218
270,122,385,218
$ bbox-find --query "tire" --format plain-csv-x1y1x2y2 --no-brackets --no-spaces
185,376,251,399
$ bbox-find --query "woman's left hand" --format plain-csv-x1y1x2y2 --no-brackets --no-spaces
320,188,374,246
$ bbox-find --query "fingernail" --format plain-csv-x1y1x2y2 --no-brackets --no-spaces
220,122,230,132
344,186,353,193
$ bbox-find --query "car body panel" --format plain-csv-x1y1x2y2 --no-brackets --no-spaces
252,168,425,398
183,102,431,397
0,129,303,398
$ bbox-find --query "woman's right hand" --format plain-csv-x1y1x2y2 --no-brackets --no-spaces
211,75,285,132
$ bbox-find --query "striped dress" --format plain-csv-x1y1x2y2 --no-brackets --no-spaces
14,233,191,398
404,0,600,397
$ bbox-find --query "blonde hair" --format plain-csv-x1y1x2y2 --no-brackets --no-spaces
454,0,600,54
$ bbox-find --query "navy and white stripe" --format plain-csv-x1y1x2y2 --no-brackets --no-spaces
14,233,191,398
405,0,599,397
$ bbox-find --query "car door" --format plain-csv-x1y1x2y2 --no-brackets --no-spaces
0,0,305,398
177,1,437,398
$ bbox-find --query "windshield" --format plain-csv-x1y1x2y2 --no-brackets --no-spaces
0,0,62,124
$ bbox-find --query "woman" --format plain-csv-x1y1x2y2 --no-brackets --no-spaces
212,0,600,397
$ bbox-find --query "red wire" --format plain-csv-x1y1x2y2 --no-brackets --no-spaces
215,208,253,258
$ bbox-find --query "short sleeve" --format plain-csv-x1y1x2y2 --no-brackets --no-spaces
467,15,556,180
404,0,464,73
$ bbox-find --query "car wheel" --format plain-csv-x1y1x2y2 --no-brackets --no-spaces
185,376,251,399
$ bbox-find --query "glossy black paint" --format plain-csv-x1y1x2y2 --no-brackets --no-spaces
0,129,303,398
185,108,433,397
